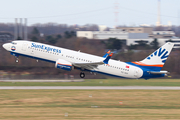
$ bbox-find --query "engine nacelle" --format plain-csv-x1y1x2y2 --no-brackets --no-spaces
55,59,73,71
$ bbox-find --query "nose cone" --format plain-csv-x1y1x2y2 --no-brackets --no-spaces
2,43,10,51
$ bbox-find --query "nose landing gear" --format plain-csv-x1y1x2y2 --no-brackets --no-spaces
11,53,19,63
80,72,85,78
15,57,19,63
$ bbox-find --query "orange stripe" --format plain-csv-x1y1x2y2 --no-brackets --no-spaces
132,62,163,67
58,63,72,66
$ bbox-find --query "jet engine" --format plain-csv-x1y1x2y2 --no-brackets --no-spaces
55,59,73,71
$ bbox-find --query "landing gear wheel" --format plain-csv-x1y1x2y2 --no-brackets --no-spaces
80,72,85,78
16,58,19,63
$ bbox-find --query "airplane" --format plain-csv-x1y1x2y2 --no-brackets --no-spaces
2,40,174,79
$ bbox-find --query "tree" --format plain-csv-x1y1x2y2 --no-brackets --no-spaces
128,40,150,50
64,31,71,38
70,31,76,37
64,31,76,38
150,38,159,49
46,35,57,44
31,27,40,35
17,36,22,40
135,40,148,46
56,34,62,39
30,27,40,42
31,36,38,42
104,38,124,50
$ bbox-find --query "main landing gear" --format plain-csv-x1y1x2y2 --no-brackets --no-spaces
80,72,85,78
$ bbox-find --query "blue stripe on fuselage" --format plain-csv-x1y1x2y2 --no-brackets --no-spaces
126,62,165,79
11,52,55,63
126,62,162,71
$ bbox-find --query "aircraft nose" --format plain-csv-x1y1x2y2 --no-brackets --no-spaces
2,43,10,50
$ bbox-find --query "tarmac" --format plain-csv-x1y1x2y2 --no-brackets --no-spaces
0,79,84,82
0,86,180,90
0,79,180,90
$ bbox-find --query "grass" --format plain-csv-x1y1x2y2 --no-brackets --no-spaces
0,90,180,120
0,79,180,86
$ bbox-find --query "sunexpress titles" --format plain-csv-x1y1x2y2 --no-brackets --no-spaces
31,43,61,53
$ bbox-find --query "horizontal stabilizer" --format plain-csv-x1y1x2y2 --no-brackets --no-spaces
148,71,169,75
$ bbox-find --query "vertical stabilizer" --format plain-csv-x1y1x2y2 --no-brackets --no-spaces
129,42,174,71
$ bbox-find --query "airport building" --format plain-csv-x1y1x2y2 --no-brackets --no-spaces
77,26,180,46
77,29,128,40
77,28,152,45
150,31,175,39
117,27,153,34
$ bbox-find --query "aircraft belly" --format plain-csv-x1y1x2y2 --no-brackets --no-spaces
96,65,143,79
96,65,129,78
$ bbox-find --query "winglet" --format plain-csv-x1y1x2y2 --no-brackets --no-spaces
103,53,113,64
103,50,111,58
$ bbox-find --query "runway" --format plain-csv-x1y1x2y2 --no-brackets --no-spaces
0,79,84,82
0,86,180,90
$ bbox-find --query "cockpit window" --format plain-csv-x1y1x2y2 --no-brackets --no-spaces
11,42,17,45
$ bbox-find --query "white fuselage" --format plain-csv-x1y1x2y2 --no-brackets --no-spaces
3,40,144,79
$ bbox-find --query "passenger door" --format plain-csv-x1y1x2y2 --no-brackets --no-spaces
22,42,28,51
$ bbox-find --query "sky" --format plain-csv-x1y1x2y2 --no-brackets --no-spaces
0,0,180,27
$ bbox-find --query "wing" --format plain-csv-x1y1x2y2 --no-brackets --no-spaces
73,61,104,70
73,53,113,70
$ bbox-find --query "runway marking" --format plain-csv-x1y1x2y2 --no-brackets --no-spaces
0,86,180,90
